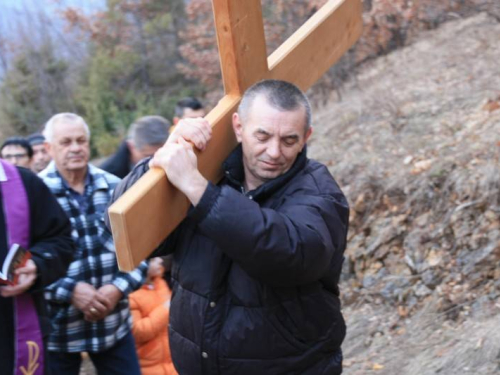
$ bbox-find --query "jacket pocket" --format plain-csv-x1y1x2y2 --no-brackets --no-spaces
277,289,345,348
218,305,306,360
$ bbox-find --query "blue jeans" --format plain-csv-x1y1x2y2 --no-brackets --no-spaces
48,331,140,375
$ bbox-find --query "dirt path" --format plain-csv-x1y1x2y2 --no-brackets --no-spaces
342,301,500,374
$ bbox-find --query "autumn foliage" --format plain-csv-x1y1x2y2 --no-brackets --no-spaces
0,0,498,150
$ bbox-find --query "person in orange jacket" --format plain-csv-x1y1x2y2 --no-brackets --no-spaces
129,257,177,375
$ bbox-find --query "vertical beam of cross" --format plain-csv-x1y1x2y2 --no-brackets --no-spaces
109,0,363,271
212,0,268,95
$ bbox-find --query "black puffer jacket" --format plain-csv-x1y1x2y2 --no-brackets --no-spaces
110,146,349,375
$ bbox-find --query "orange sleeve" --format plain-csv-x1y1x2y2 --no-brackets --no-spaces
130,293,170,345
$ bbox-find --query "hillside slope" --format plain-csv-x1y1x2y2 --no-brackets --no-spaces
309,12,500,374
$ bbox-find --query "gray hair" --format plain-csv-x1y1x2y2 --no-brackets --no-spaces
127,116,171,150
43,113,91,143
238,80,312,131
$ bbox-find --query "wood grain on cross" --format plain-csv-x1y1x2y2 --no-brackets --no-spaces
109,0,363,271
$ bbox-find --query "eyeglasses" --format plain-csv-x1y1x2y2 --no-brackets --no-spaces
2,153,29,160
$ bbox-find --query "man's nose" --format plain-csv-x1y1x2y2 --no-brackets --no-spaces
69,141,82,151
266,140,281,159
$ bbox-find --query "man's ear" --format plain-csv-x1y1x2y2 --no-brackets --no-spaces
44,141,53,158
126,139,135,152
302,127,313,150
232,113,243,143
127,140,142,165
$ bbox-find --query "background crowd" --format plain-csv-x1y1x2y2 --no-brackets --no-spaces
0,96,205,375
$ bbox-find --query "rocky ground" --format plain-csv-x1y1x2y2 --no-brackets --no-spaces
308,12,500,374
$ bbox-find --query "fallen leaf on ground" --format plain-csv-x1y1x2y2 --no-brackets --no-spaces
373,363,385,370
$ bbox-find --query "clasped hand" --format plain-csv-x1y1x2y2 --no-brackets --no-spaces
72,282,123,322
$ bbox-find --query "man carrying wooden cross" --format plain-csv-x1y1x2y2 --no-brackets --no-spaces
108,79,349,374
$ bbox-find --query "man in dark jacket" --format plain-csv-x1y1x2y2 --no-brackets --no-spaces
110,80,349,374
0,160,73,375
100,116,171,178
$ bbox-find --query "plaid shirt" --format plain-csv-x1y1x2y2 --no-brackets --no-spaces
40,162,147,353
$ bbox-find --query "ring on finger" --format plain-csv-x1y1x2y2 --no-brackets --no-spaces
90,307,97,314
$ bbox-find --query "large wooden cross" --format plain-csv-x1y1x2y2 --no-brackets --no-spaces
109,0,362,271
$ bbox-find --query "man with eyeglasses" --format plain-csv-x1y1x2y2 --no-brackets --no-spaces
0,137,33,168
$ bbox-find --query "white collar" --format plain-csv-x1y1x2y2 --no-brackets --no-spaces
0,162,7,182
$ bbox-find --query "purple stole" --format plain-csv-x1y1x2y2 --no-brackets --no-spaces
0,160,44,375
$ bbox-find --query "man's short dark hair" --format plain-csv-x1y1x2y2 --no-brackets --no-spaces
0,137,33,158
127,116,171,150
238,80,312,131
27,133,45,146
174,97,204,118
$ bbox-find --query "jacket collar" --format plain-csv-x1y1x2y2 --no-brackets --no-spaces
45,161,111,196
222,144,308,201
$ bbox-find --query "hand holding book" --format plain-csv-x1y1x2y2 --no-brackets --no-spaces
0,259,37,298
0,244,37,298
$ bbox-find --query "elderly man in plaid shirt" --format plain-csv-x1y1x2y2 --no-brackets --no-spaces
39,113,147,375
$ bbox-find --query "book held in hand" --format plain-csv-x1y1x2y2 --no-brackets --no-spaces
0,243,31,286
